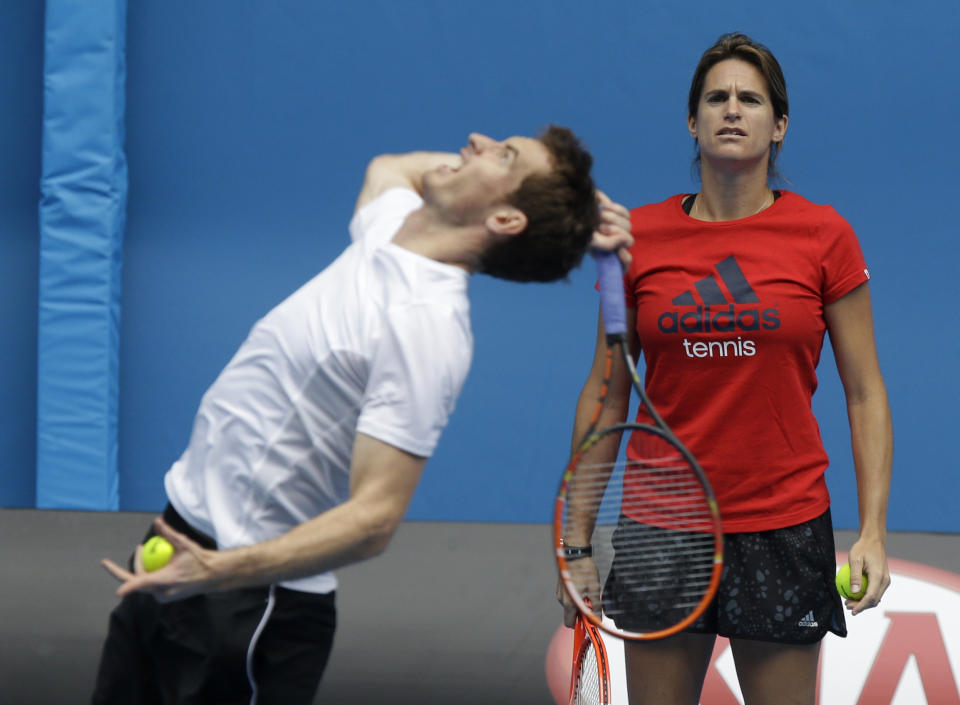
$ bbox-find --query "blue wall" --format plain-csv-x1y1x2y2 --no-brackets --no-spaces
1,0,44,506
6,0,960,531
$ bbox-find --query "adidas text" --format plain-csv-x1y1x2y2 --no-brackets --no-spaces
657,304,780,335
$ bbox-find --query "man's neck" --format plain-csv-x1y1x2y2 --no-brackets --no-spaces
391,206,487,272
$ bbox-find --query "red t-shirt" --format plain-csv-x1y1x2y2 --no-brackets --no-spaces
623,191,869,532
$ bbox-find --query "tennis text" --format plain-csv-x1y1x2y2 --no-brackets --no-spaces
682,337,756,358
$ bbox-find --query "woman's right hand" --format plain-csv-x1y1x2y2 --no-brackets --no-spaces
556,557,602,627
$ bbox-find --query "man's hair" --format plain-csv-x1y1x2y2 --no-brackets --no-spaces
478,125,599,283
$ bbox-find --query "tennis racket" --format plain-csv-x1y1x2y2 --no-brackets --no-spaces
555,250,723,640
569,609,611,705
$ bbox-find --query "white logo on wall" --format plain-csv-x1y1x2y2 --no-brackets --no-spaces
546,553,960,704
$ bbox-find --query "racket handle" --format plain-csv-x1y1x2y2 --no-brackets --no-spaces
595,250,627,338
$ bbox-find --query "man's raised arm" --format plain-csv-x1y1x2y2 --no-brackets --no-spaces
354,151,461,212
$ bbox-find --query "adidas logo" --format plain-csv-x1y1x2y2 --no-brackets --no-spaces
673,255,759,306
799,610,819,628
658,255,780,337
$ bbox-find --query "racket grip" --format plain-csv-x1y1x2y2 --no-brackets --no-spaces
595,250,627,337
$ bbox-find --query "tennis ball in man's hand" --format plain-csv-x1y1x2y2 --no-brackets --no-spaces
835,562,868,600
142,536,175,572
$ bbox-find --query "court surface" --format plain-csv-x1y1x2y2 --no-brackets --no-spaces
0,509,957,704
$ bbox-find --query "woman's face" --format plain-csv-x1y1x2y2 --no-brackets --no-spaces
688,58,787,171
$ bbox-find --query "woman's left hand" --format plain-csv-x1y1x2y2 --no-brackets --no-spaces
846,536,890,615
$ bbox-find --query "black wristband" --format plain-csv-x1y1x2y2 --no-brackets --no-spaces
562,544,593,560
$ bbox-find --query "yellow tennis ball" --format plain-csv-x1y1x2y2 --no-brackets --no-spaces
142,536,175,572
835,562,867,600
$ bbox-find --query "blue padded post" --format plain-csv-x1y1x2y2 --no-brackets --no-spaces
37,0,127,509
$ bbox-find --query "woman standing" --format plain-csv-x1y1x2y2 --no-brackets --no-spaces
562,33,892,704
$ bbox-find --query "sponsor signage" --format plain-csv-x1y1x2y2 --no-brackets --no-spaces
547,554,960,704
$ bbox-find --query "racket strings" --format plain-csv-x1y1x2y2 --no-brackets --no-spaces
611,537,716,556
562,429,720,636
573,641,602,705
570,466,700,488
567,459,715,529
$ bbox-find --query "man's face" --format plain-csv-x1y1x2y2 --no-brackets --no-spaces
423,133,552,225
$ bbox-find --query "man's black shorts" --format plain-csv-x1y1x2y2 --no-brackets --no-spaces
91,505,336,705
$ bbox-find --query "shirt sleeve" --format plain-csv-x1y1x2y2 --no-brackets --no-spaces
356,302,472,458
819,207,870,304
349,188,423,246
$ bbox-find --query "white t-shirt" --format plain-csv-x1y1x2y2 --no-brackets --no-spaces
165,188,473,593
